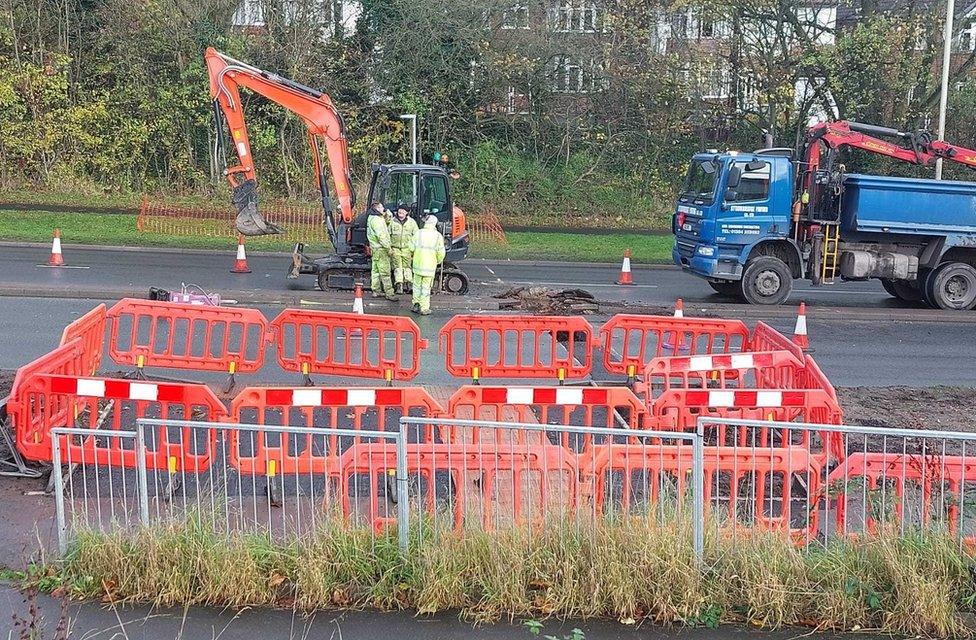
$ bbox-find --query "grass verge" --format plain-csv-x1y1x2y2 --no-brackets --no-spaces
0,210,674,263
30,518,976,636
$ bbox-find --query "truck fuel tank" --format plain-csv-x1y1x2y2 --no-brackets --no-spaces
839,249,918,281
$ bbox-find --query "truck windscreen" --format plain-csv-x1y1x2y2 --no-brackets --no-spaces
679,160,717,204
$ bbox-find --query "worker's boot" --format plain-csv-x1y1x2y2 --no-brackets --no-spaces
385,293,397,302
411,303,420,314
419,308,431,316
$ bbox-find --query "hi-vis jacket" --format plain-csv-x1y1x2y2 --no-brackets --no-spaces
411,218,446,277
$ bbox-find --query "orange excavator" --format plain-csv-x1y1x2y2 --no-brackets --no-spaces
205,48,470,293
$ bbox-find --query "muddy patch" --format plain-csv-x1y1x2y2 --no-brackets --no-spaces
838,386,976,432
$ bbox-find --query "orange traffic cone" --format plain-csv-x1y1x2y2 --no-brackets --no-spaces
231,235,251,273
792,301,809,351
616,249,633,285
352,283,365,314
667,298,689,355
47,229,64,266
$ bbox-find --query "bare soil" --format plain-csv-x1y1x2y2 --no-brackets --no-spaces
837,386,976,433
0,369,13,400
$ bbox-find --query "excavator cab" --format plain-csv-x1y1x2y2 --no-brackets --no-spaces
342,164,468,262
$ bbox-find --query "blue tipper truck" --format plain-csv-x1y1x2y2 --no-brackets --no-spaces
671,120,976,310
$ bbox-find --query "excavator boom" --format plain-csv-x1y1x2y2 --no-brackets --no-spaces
204,47,356,237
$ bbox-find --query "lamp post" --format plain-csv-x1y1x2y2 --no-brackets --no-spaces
399,114,417,164
935,0,956,180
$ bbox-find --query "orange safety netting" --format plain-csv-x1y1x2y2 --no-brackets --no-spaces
137,197,330,243
465,208,508,245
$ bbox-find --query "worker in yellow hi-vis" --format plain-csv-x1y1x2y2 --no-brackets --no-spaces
366,202,396,301
389,205,419,294
410,215,445,315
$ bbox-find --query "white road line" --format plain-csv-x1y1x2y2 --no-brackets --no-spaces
484,266,495,275
507,280,659,289
36,265,91,269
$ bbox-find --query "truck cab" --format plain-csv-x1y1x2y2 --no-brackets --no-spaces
673,152,802,304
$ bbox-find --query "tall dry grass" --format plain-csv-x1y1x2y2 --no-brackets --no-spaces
55,517,976,637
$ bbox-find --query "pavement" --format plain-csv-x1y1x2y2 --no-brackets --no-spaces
0,585,882,640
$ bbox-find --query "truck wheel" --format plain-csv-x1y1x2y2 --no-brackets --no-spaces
927,262,976,310
739,256,793,305
708,281,742,299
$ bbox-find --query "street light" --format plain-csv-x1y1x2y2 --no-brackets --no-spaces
935,0,956,180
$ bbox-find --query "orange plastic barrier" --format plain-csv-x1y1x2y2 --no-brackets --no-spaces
338,441,578,531
828,452,976,541
228,386,444,474
583,444,823,536
799,354,838,401
599,314,751,378
107,298,268,376
439,315,593,381
270,309,427,382
642,350,808,405
750,322,804,361
447,385,645,450
12,373,226,470
60,304,106,376
648,388,844,459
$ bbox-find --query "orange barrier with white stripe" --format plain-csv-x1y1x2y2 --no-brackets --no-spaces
12,373,226,469
447,385,645,449
648,388,844,459
270,309,426,383
642,350,808,406
599,314,751,378
60,304,106,376
107,298,268,376
229,386,444,474
439,315,593,381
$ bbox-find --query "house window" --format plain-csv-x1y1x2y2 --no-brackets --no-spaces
551,0,599,33
961,21,976,51
233,0,264,26
552,56,604,93
502,3,530,29
506,86,531,114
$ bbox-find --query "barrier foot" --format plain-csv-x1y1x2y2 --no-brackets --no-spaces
266,478,282,508
163,472,182,502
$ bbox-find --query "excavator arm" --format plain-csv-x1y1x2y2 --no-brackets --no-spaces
204,47,356,237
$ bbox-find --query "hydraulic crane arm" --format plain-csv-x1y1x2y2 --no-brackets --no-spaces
204,47,356,237
803,120,976,175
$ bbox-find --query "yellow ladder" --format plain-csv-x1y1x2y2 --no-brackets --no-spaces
820,223,840,284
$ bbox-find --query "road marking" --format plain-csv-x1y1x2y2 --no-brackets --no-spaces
36,265,90,269
507,280,659,289
484,266,495,275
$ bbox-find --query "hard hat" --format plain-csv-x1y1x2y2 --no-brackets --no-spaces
426,215,439,226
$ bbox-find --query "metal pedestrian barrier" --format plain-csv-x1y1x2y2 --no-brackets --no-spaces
399,416,706,560
698,417,976,547
136,418,410,550
51,427,148,553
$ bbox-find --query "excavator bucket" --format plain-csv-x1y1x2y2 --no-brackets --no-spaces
232,179,284,236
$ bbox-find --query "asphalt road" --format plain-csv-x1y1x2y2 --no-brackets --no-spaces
0,243,960,322
1,296,974,387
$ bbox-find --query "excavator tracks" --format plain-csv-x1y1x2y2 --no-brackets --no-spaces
316,264,469,296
